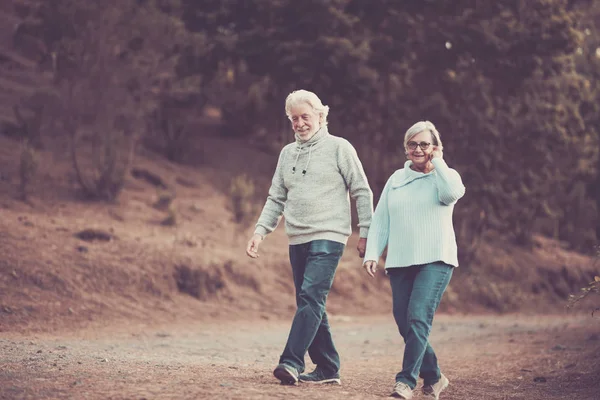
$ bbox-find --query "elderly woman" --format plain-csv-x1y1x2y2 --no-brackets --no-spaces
363,121,465,399
246,89,373,386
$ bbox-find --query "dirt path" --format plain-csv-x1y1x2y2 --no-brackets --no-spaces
1,313,599,400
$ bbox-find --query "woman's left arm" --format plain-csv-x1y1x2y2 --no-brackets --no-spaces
431,156,466,205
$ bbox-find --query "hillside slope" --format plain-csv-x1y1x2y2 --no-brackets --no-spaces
0,132,598,334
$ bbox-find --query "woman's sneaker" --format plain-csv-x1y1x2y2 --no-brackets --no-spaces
298,368,341,385
390,381,413,399
422,373,449,399
273,364,299,385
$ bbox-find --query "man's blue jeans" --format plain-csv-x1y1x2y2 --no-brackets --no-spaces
278,240,344,376
388,261,453,388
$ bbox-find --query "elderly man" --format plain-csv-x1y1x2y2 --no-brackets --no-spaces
246,89,373,386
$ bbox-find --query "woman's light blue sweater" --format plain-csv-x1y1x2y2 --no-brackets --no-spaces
363,158,465,269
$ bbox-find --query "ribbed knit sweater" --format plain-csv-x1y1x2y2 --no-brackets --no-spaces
255,127,373,245
363,158,465,269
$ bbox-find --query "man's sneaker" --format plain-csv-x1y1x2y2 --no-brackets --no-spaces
273,363,299,385
390,381,413,399
422,373,449,399
298,369,341,385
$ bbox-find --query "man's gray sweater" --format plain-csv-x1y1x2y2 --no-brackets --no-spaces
255,127,373,245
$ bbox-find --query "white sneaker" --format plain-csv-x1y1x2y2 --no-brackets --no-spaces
422,373,449,399
390,381,413,399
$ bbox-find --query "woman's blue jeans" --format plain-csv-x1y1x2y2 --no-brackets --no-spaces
388,261,453,388
278,240,344,376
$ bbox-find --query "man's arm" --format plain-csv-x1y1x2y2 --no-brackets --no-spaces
255,149,288,236
337,140,374,256
246,149,288,258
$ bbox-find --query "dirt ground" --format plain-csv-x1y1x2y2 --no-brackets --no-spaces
1,312,599,400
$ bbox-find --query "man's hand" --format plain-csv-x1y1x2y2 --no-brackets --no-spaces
246,233,263,258
357,237,367,258
363,260,377,278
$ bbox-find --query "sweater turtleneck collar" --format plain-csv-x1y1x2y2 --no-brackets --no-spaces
295,125,329,147
391,160,435,188
290,126,329,176
405,160,435,176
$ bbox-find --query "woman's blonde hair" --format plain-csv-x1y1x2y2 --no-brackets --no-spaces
285,89,329,126
404,120,443,149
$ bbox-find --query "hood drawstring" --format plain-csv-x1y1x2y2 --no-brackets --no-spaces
302,143,315,175
292,126,327,176
291,147,301,174
291,143,316,176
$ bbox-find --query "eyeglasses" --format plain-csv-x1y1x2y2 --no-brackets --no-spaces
406,141,431,151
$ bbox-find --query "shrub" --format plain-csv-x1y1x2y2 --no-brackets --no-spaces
567,276,600,315
13,99,44,149
19,140,38,201
153,188,176,211
160,204,178,227
567,246,600,315
147,98,192,163
71,128,136,201
229,174,255,225
174,264,225,300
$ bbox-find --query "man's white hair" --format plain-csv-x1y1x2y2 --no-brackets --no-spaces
285,89,329,126
404,120,443,149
